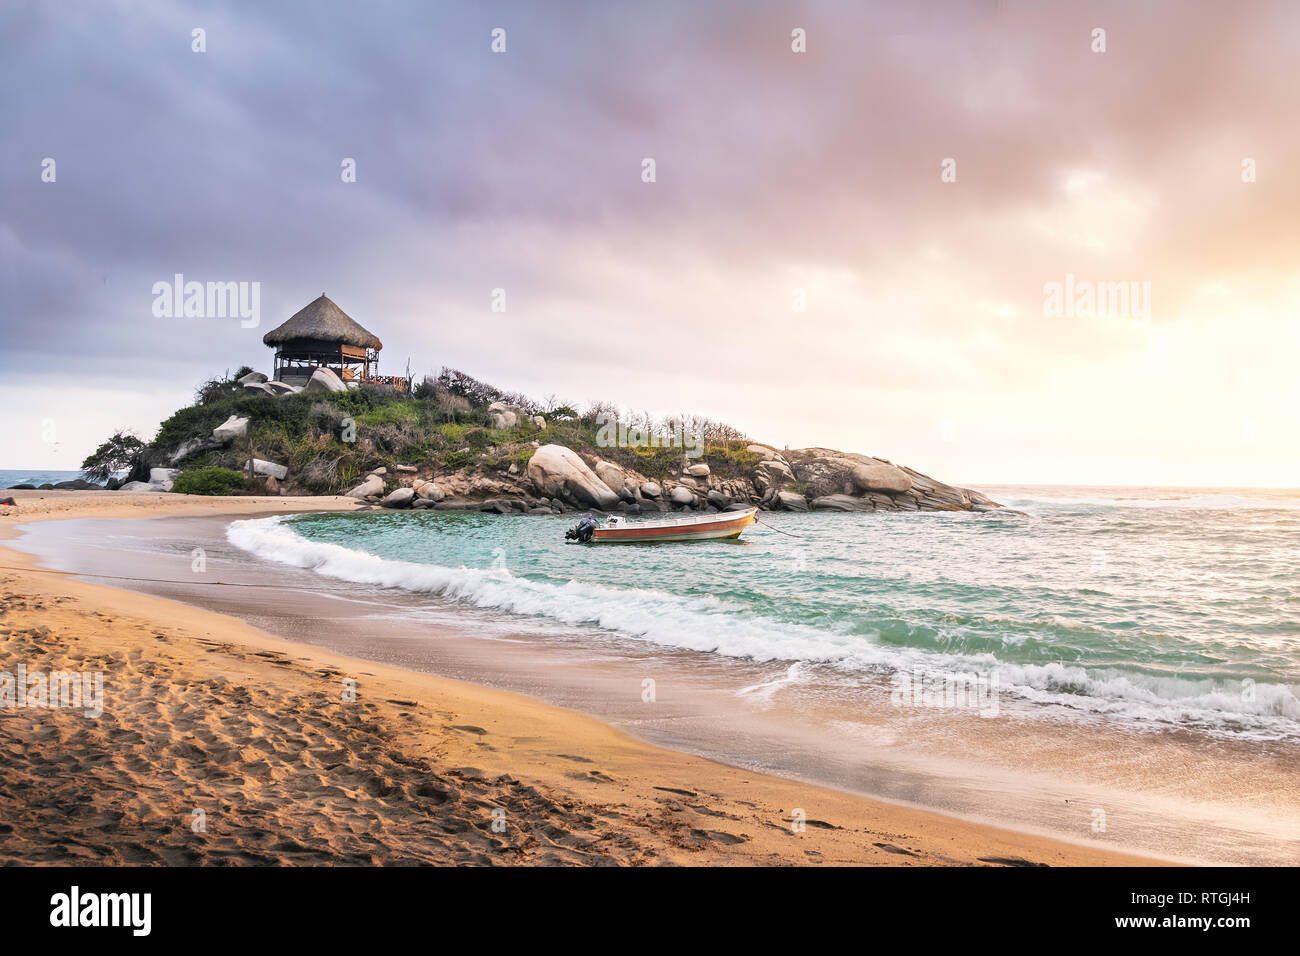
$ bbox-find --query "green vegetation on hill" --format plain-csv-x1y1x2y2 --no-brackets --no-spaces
112,367,757,494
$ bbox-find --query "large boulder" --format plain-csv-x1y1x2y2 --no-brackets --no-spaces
242,381,276,396
213,415,249,443
753,459,794,493
811,494,873,512
241,459,288,480
669,486,695,506
849,461,912,495
525,444,621,509
304,367,347,393
707,489,732,508
414,480,444,502
345,474,385,498
118,480,165,492
686,463,710,477
746,444,778,460
531,415,547,429
118,468,178,493
149,468,179,490
593,461,629,498
487,402,520,429
640,481,661,499
168,436,213,464
966,488,1003,512
263,380,300,396
237,371,268,385
380,487,415,509
788,453,910,498
775,490,810,511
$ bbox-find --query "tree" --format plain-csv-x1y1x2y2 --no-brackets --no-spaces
81,430,145,483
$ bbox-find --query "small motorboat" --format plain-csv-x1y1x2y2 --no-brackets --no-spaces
565,507,758,543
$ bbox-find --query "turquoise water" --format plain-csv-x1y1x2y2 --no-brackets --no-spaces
227,485,1300,741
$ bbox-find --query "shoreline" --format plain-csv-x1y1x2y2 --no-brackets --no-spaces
0,490,1162,865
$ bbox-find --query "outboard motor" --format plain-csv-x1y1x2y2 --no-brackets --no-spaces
565,516,599,542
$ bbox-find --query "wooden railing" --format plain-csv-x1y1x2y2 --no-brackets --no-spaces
361,375,409,392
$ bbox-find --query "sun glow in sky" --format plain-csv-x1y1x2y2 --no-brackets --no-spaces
2,0,1298,486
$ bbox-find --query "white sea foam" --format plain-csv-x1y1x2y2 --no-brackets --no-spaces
736,662,813,706
226,516,860,662
227,515,1300,739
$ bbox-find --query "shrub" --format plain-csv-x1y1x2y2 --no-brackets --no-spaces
441,449,475,469
337,459,359,491
299,455,342,492
309,401,346,433
194,367,253,406
172,467,249,496
703,443,762,477
436,392,471,421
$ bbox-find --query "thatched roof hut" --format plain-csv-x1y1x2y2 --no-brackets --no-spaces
262,294,382,350
263,294,385,386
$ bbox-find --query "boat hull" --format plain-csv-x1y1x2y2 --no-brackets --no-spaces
590,507,758,543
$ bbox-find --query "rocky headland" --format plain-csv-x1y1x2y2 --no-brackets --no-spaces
37,367,1002,516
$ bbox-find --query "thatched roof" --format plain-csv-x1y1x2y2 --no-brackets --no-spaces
262,295,382,350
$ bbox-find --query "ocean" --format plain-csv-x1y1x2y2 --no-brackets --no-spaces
227,485,1300,743
0,469,96,488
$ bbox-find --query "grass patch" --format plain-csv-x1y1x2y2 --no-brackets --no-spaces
172,467,251,496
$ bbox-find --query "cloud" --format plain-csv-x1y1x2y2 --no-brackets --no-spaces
2,0,1298,483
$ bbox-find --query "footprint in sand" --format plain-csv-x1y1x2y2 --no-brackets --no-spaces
653,786,697,798
565,770,615,784
786,817,840,830
553,754,595,764
873,842,919,856
978,856,1047,867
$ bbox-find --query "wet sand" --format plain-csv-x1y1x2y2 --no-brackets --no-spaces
0,490,1160,866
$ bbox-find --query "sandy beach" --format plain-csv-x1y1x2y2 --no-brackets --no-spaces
0,490,1163,866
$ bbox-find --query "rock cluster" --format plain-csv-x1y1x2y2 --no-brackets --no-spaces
96,374,1003,515
118,468,180,492
235,367,359,399
313,440,1005,516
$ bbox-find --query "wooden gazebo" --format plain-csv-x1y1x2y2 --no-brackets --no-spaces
263,294,401,388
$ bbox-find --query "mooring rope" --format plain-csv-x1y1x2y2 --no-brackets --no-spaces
754,516,805,538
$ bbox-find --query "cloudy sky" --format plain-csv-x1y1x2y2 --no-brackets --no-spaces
3,0,1298,486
